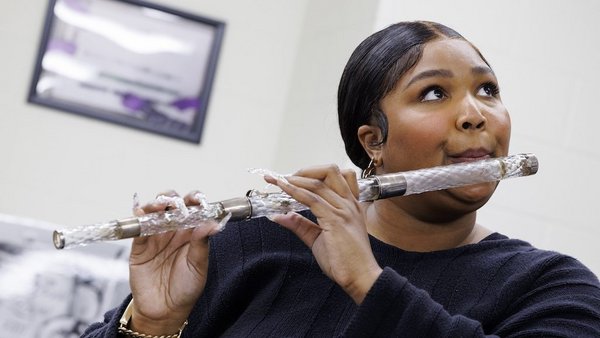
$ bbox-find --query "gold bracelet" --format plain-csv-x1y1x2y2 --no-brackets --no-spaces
118,299,188,338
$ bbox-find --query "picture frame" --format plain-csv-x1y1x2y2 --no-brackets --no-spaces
28,0,225,143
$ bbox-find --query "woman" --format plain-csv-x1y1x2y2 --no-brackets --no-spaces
84,21,600,337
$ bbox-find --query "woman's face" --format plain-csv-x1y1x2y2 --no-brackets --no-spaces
375,38,511,217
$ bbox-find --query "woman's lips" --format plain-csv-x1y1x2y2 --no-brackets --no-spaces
448,149,492,163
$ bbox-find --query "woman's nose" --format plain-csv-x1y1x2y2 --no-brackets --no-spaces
456,96,486,131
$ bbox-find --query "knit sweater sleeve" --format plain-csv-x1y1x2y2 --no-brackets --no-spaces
344,255,600,338
81,295,131,338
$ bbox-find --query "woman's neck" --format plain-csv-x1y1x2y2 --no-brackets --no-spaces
364,200,491,252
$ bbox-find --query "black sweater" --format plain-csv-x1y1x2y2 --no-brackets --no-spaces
84,214,600,337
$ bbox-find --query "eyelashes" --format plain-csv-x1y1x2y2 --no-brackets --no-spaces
418,82,500,102
479,82,500,97
420,86,446,102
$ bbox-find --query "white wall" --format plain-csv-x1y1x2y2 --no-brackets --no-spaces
0,0,598,277
273,0,379,172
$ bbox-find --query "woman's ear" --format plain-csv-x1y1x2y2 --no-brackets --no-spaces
357,125,383,159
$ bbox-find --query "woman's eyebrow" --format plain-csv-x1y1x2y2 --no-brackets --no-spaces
404,69,453,89
472,66,495,76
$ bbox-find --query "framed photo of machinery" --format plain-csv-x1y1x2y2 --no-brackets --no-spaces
28,0,225,143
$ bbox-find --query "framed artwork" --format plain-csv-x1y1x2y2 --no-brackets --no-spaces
28,0,225,143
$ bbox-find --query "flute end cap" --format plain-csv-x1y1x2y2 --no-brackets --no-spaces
525,153,539,176
53,230,65,250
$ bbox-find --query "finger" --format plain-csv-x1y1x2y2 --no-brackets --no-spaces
183,190,203,206
286,176,343,207
130,228,178,252
269,177,354,225
269,212,321,249
141,202,168,214
272,175,353,211
154,193,186,213
190,220,221,242
133,207,146,217
341,169,360,199
136,190,179,213
265,175,332,211
186,220,221,273
184,190,210,209
131,194,147,245
155,190,180,210
292,164,355,198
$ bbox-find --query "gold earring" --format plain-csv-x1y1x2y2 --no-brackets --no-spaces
362,158,377,179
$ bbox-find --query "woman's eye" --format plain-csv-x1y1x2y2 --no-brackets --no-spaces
477,83,500,97
421,87,446,102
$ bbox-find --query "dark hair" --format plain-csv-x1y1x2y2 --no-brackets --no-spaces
337,21,467,169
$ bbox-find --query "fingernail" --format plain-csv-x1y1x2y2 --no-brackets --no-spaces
132,193,140,210
133,207,144,217
276,178,291,188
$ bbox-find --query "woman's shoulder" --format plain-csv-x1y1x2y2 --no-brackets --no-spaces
372,230,599,286
459,232,599,298
481,233,591,268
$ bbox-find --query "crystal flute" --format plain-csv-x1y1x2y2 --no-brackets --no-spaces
53,153,538,250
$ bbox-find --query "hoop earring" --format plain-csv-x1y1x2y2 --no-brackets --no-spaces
361,158,377,179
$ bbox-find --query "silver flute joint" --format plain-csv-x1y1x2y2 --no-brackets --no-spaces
219,196,253,221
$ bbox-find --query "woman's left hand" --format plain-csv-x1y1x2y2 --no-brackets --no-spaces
265,165,383,304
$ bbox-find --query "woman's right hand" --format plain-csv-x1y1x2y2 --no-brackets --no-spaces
127,191,221,335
